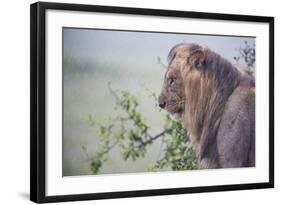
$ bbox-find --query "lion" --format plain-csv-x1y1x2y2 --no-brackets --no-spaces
158,42,255,169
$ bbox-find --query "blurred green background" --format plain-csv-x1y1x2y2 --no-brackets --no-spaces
63,28,255,176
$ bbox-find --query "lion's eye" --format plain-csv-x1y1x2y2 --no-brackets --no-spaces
168,78,175,86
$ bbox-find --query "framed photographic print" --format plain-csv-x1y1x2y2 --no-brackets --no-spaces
30,1,274,203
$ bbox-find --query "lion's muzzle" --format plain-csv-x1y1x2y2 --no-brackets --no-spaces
158,96,166,109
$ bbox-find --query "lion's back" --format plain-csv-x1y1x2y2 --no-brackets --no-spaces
216,75,255,168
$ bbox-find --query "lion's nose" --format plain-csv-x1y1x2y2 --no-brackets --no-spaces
159,101,166,109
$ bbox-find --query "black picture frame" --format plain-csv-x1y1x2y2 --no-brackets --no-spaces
30,1,274,203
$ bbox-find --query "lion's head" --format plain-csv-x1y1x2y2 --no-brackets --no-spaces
158,43,206,121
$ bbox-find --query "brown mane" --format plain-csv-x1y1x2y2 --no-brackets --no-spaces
183,47,240,137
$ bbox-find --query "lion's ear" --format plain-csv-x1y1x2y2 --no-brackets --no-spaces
188,45,205,70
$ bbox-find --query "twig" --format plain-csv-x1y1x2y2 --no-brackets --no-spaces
138,129,171,147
